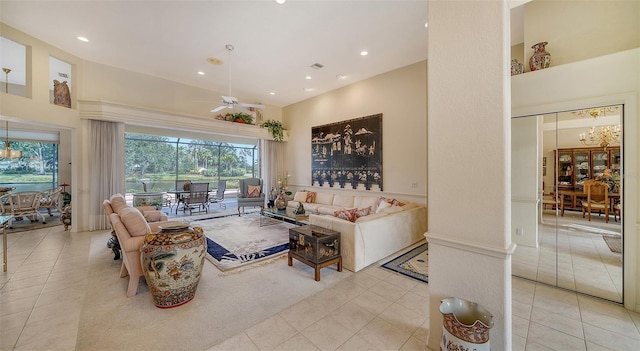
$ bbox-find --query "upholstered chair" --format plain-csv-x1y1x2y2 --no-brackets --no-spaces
237,178,265,215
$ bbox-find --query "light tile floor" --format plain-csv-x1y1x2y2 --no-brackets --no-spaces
2,224,640,350
513,211,623,302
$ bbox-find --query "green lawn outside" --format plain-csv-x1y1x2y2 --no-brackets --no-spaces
0,174,56,182
125,174,252,194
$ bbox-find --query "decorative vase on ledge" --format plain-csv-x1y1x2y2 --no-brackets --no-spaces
511,59,524,76
529,41,551,71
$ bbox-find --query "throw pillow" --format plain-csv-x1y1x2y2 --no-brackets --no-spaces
119,207,151,237
109,194,128,213
247,185,261,198
355,206,372,218
293,191,308,202
375,200,392,213
305,191,317,203
379,196,405,207
143,210,163,223
334,208,357,222
182,182,191,191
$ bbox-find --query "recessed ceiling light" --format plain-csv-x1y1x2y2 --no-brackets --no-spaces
269,92,276,95
360,51,368,56
275,0,286,4
425,22,429,28
77,36,89,42
305,76,312,80
304,88,314,92
197,71,205,76
336,74,347,80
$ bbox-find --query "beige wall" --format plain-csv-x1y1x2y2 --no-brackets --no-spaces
523,0,639,72
282,61,427,204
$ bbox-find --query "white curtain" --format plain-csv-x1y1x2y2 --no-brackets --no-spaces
261,139,286,199
88,120,125,230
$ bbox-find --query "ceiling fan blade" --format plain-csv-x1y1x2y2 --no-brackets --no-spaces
211,105,230,113
221,95,239,104
239,102,265,109
234,105,252,114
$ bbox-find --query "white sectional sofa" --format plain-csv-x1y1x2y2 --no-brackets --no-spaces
287,190,427,272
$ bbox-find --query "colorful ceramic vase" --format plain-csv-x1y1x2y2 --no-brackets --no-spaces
439,297,493,351
275,190,288,210
140,221,207,308
529,41,551,71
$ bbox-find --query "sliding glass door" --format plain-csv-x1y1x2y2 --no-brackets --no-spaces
511,104,623,303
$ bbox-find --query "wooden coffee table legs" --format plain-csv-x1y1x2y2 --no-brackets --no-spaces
288,252,342,281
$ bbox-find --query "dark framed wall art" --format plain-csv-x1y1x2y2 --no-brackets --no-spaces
311,113,382,191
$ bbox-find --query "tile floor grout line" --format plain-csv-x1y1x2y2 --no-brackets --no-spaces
8,228,64,350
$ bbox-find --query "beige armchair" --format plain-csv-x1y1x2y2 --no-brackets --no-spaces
103,194,169,296
0,191,46,228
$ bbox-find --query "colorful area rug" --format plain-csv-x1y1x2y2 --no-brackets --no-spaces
193,213,293,273
381,242,429,283
603,235,622,254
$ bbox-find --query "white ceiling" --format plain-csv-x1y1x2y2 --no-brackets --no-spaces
0,1,525,109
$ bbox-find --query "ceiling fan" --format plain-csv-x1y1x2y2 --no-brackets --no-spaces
210,44,264,114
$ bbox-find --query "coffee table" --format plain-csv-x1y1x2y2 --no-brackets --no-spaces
260,207,309,226
288,225,342,281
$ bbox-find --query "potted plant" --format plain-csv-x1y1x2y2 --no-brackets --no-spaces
231,112,253,124
260,119,284,141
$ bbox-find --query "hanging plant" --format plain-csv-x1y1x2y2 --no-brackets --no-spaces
260,120,285,141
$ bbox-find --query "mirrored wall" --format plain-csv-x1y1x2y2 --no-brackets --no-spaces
512,104,623,303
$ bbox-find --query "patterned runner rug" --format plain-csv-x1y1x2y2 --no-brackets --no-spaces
602,235,622,254
381,242,429,283
192,213,294,273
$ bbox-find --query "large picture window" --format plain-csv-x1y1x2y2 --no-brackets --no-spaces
0,141,59,192
124,133,259,194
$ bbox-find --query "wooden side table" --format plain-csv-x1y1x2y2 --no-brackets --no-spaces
288,225,341,281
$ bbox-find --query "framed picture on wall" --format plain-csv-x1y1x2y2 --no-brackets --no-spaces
311,113,382,191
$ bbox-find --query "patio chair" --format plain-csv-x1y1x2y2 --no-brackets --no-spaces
0,191,47,228
39,187,63,216
172,180,191,213
183,182,209,215
209,180,227,209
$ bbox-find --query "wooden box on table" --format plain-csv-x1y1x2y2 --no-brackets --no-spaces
288,225,341,281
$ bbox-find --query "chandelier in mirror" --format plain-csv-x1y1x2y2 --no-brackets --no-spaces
578,124,620,149
572,106,619,119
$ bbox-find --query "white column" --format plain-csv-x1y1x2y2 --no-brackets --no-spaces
426,1,514,350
